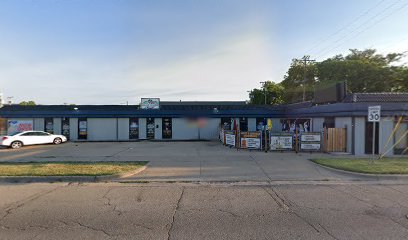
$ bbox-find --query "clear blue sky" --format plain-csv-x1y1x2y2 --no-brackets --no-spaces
1,0,407,104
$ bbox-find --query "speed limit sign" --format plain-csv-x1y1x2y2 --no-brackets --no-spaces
368,106,381,122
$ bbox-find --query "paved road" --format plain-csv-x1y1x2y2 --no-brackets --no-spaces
1,182,408,240
0,141,359,182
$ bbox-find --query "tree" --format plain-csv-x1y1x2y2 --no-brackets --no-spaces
19,101,36,106
280,57,317,103
248,81,285,105
280,49,408,103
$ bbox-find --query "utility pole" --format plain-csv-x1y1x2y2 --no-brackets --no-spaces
299,56,315,102
259,81,267,105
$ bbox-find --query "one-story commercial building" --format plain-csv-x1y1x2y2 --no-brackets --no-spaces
0,93,407,156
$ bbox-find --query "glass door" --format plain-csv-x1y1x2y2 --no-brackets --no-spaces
62,118,70,140
146,118,155,139
162,118,172,139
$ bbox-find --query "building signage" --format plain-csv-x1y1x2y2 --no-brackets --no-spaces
7,120,33,134
368,105,381,122
301,133,321,142
140,98,160,109
301,143,321,150
240,132,261,149
225,130,236,147
270,133,293,150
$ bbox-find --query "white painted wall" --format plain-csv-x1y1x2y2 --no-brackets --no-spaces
199,118,221,139
155,118,162,140
354,117,365,156
248,118,256,131
87,118,117,141
379,117,394,156
53,118,61,135
69,118,78,140
312,117,325,132
139,118,147,139
33,118,44,131
118,118,129,140
172,118,199,140
335,117,352,153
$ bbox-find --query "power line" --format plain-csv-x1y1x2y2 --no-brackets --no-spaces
315,0,408,59
306,0,387,54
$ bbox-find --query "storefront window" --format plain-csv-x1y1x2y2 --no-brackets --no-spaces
78,118,87,140
162,118,172,139
44,118,54,134
221,118,232,130
280,118,311,133
239,117,248,131
129,118,139,139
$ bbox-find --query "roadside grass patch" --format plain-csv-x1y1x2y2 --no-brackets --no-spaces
0,161,147,176
311,158,408,174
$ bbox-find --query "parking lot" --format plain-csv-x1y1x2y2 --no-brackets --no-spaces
1,141,361,182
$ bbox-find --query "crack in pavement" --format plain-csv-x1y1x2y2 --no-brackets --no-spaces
102,188,124,216
0,185,64,224
167,187,184,240
262,186,339,239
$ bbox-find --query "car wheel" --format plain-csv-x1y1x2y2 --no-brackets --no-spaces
53,138,62,145
11,141,23,149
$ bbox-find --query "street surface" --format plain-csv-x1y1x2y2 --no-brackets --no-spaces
1,182,408,240
1,142,408,239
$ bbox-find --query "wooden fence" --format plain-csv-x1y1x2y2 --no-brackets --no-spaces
323,128,347,152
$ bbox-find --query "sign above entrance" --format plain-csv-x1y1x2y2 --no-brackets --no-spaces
140,98,160,109
368,106,381,122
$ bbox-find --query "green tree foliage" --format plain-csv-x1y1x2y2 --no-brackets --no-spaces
248,81,285,105
19,101,36,106
280,49,408,103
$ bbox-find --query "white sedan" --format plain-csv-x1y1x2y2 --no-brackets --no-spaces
1,131,68,149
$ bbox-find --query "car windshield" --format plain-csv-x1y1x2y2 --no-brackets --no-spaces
9,132,21,136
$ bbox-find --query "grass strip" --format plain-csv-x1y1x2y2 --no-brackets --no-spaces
0,161,147,176
311,158,408,174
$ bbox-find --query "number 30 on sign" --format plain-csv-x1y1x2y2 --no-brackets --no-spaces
368,106,381,122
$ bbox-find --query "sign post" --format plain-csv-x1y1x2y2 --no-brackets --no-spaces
368,106,381,159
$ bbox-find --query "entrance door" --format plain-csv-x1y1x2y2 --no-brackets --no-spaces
146,118,155,139
162,118,172,139
365,122,379,154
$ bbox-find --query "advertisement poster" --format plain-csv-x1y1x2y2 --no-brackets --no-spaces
140,98,160,109
225,130,236,146
270,134,293,150
240,132,261,149
7,120,33,134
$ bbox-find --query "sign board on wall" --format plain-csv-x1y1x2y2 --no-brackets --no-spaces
225,130,236,147
240,132,261,149
300,132,321,151
368,106,381,122
300,143,321,150
301,133,321,142
7,120,33,134
270,133,293,150
140,98,160,109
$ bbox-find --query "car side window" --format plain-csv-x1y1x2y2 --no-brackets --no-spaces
21,132,34,136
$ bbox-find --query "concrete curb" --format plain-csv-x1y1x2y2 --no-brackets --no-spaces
0,165,148,183
310,160,408,181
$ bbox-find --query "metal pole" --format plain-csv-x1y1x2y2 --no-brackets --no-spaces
372,122,376,159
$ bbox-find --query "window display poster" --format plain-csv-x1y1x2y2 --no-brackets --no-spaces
7,120,33,134
129,118,139,139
